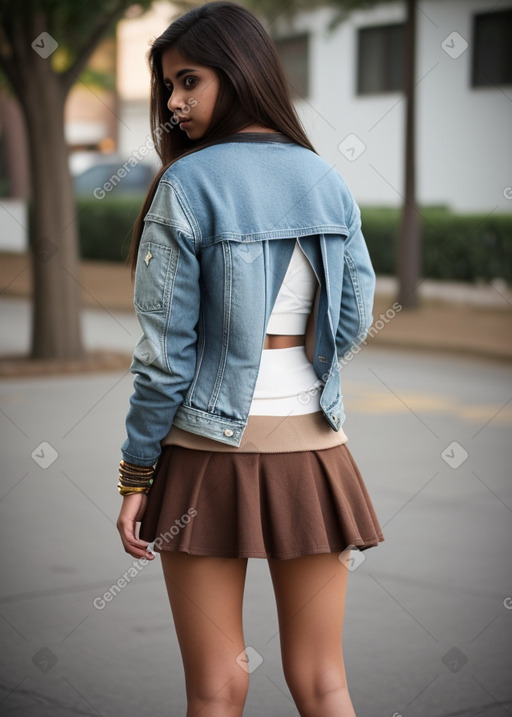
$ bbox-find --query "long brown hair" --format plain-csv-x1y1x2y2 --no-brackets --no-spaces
128,1,316,275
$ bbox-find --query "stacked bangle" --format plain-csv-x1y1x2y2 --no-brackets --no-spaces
117,459,154,496
117,483,152,496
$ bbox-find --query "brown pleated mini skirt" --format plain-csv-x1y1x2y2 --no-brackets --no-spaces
139,412,384,560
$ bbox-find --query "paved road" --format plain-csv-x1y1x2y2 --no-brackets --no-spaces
0,303,511,716
0,297,141,356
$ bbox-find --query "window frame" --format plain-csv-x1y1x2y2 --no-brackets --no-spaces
356,22,405,96
471,8,512,88
274,32,310,99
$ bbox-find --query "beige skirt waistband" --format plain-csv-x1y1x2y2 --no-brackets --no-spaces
162,411,348,453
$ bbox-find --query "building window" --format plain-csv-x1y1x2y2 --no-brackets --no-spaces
472,9,512,87
274,34,309,98
357,23,404,95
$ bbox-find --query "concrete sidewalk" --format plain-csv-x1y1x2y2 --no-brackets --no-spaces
1,251,511,366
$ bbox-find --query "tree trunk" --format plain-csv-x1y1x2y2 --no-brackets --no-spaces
396,0,420,309
0,94,29,198
20,68,84,359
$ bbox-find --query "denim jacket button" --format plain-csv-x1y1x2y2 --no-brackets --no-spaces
224,429,234,437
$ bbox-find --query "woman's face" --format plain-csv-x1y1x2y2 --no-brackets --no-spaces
161,47,220,140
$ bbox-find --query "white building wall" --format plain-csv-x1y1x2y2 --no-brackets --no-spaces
115,0,511,214
416,0,512,213
0,200,27,252
284,0,512,213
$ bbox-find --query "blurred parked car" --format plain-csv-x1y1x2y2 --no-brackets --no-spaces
74,160,155,198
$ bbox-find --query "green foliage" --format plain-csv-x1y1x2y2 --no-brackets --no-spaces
239,0,393,25
78,66,116,91
0,0,154,95
1,1,148,60
241,0,326,20
360,206,512,283
78,197,141,262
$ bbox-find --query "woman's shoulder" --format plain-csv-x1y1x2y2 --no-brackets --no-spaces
153,138,357,238
162,138,341,187
158,139,356,231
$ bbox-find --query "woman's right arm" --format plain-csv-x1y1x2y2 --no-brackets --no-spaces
117,180,200,559
121,180,200,466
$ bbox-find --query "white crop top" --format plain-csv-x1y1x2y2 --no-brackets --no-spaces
266,241,318,335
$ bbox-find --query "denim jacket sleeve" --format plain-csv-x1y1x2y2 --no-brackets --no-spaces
335,204,376,358
121,180,200,466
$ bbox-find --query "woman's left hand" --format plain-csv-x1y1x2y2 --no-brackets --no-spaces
116,493,155,560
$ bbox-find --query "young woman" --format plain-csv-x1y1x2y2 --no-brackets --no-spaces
116,3,383,715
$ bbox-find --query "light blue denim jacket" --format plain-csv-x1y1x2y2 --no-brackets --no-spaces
121,134,375,465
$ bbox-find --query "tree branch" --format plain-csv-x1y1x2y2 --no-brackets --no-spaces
0,7,32,102
0,52,20,99
60,0,128,95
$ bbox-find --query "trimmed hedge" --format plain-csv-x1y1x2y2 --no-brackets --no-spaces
78,197,141,263
360,206,512,283
77,197,512,283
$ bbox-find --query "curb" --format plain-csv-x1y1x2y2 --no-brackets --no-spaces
0,351,131,379
367,336,512,363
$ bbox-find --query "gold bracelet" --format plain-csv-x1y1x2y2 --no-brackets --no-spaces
119,467,153,477
118,473,153,484
117,483,150,496
120,460,154,474
119,466,154,483
121,459,153,469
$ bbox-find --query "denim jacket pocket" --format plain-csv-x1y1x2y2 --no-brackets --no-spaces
133,237,178,313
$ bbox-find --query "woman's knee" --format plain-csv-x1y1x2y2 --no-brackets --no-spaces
187,665,250,711
283,661,348,708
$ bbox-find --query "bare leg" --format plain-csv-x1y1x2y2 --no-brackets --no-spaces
268,553,357,717
160,551,249,717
